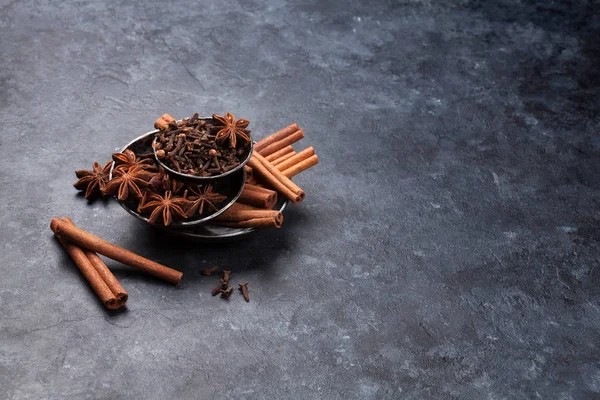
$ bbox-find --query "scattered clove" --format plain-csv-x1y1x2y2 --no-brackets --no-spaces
202,265,218,276
208,269,249,302
211,284,223,297
220,286,234,300
222,270,231,284
238,282,249,302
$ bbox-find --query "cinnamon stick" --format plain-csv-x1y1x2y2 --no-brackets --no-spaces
52,230,118,310
257,129,304,157
214,203,283,228
281,155,319,178
244,165,253,181
275,147,315,171
271,150,297,166
50,218,183,284
214,217,282,229
254,124,299,153
265,145,294,162
62,218,128,307
85,251,129,306
247,153,305,204
237,184,277,209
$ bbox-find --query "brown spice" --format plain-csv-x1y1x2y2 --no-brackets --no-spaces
51,221,118,309
212,284,224,296
222,270,231,284
220,286,234,299
214,203,283,228
74,161,113,200
154,114,176,130
237,184,277,209
253,124,299,153
63,217,129,307
238,282,250,302
50,218,183,284
264,145,295,162
202,265,218,276
154,113,251,177
281,155,319,178
247,152,305,204
274,147,315,172
139,191,191,226
271,150,298,166
102,166,152,201
257,129,305,157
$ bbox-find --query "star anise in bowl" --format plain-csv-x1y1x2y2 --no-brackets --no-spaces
102,129,245,228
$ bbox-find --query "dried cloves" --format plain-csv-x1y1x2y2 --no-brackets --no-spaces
202,265,218,277
238,282,249,302
153,113,251,177
212,284,223,296
222,270,231,284
220,286,234,300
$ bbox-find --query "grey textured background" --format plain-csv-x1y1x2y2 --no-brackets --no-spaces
1,0,600,398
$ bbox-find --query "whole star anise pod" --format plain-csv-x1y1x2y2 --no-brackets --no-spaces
103,166,152,201
112,149,157,172
212,112,251,148
185,184,227,217
139,191,191,226
74,161,112,200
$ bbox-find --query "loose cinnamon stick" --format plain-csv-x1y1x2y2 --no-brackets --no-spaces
271,150,297,166
237,184,277,209
50,218,183,284
265,145,294,162
257,129,304,157
53,232,118,310
254,124,299,153
247,153,305,204
85,251,129,306
214,203,283,227
275,147,315,172
282,155,319,178
62,218,129,307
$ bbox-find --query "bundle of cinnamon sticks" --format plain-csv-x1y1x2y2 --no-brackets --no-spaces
50,217,182,309
213,123,319,229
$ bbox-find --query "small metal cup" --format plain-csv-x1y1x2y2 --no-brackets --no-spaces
152,117,253,182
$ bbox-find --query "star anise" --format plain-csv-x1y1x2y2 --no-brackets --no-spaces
103,166,152,201
74,161,113,200
148,166,184,194
212,112,251,148
185,184,227,217
139,191,191,226
112,149,157,172
137,189,149,213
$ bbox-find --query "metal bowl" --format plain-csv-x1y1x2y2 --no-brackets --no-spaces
110,129,245,229
152,117,253,182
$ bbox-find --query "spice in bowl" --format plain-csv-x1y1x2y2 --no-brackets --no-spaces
153,112,252,178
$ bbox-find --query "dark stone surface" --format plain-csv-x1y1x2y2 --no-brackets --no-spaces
1,0,599,398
